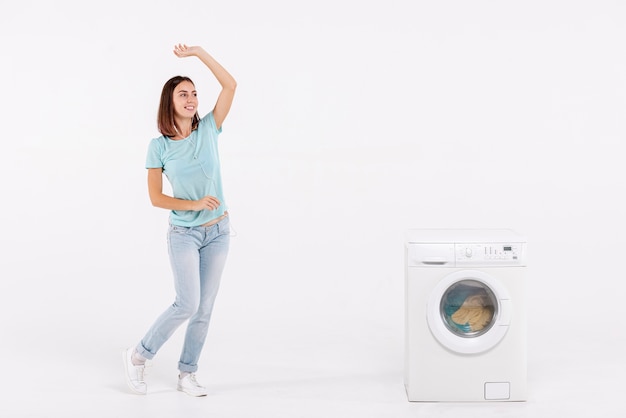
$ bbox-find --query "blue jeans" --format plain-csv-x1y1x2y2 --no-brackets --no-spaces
136,216,230,373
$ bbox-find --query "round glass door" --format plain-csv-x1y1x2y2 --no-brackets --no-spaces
427,270,511,354
440,280,497,338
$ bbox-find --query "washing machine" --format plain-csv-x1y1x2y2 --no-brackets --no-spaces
404,228,527,402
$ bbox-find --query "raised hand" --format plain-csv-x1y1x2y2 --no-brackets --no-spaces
173,44,203,58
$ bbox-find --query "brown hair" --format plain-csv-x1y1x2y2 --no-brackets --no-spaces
157,76,200,137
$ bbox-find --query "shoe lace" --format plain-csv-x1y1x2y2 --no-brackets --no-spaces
136,361,151,382
144,361,152,375
136,366,145,382
187,374,203,387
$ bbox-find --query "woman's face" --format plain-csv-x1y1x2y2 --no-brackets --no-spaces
172,80,198,119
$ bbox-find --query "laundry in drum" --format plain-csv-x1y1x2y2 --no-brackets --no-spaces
442,283,494,333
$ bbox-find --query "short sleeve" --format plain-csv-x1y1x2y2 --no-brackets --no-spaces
145,138,164,169
203,111,222,135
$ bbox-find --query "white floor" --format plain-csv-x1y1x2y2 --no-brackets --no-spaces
2,227,623,418
2,301,624,418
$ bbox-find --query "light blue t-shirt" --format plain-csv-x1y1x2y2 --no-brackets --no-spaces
145,112,227,227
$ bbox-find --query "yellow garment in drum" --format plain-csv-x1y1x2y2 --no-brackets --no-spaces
451,294,494,332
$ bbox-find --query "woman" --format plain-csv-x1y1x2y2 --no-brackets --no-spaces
123,44,237,397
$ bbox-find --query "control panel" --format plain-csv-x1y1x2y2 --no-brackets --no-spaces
455,243,524,266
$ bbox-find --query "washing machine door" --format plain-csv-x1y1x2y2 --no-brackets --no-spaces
427,270,511,354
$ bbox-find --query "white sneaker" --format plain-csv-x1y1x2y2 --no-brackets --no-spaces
123,348,147,395
177,373,208,397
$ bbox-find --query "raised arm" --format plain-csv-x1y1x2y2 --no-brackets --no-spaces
173,44,237,130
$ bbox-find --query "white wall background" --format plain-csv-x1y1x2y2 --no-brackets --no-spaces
1,0,625,416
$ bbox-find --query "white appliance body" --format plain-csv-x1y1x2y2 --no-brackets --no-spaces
405,229,527,402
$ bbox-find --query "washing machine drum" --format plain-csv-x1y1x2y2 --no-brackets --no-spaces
427,270,512,354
